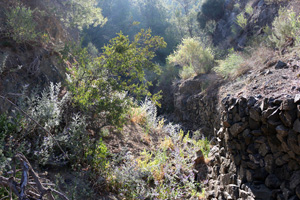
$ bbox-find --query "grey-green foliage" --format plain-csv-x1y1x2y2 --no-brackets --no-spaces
57,113,88,166
5,4,39,43
0,53,8,74
24,82,70,132
268,7,300,48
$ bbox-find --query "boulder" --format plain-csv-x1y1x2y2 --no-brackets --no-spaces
249,107,261,121
275,60,287,69
265,174,281,189
229,122,248,137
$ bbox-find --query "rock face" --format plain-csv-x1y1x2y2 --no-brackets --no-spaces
205,95,300,199
172,73,223,136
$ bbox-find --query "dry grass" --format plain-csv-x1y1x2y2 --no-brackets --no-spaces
128,107,147,125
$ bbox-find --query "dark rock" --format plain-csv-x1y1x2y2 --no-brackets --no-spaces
248,96,257,107
249,107,261,121
276,166,291,181
297,105,300,118
265,174,281,189
229,122,248,137
261,107,279,122
276,125,289,137
295,94,300,104
246,170,254,182
288,160,300,171
275,154,290,166
275,60,288,69
287,131,300,155
266,107,280,122
255,136,266,144
247,144,257,154
274,99,283,105
253,168,268,181
251,130,262,136
243,129,252,145
267,136,281,153
293,119,300,133
259,143,270,157
227,184,239,199
288,195,299,200
220,173,236,185
296,185,300,199
280,111,297,128
249,118,261,129
247,161,259,170
249,184,272,199
290,171,300,189
280,99,296,111
262,124,276,136
234,154,241,165
265,154,275,173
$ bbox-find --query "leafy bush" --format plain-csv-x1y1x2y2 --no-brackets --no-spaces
214,51,244,78
268,7,300,48
23,82,70,132
168,37,215,78
5,4,39,43
66,29,166,126
0,115,19,172
179,65,196,80
236,13,247,29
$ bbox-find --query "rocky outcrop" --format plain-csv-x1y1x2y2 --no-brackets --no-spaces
172,74,223,136
205,95,300,199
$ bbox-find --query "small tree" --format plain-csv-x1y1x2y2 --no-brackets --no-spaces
66,29,166,125
168,37,215,77
268,7,300,48
5,4,39,43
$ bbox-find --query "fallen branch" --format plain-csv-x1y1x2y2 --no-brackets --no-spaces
0,153,69,200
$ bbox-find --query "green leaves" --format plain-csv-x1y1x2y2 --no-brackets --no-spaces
5,4,39,43
66,29,166,125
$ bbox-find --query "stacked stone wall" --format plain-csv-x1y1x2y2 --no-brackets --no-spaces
206,95,300,200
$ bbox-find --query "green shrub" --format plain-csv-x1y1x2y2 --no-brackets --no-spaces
66,29,166,125
5,4,39,43
214,51,244,78
236,13,247,29
179,65,196,80
245,5,254,15
168,37,215,78
268,7,300,48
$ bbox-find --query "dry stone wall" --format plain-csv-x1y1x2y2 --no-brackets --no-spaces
205,95,300,200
